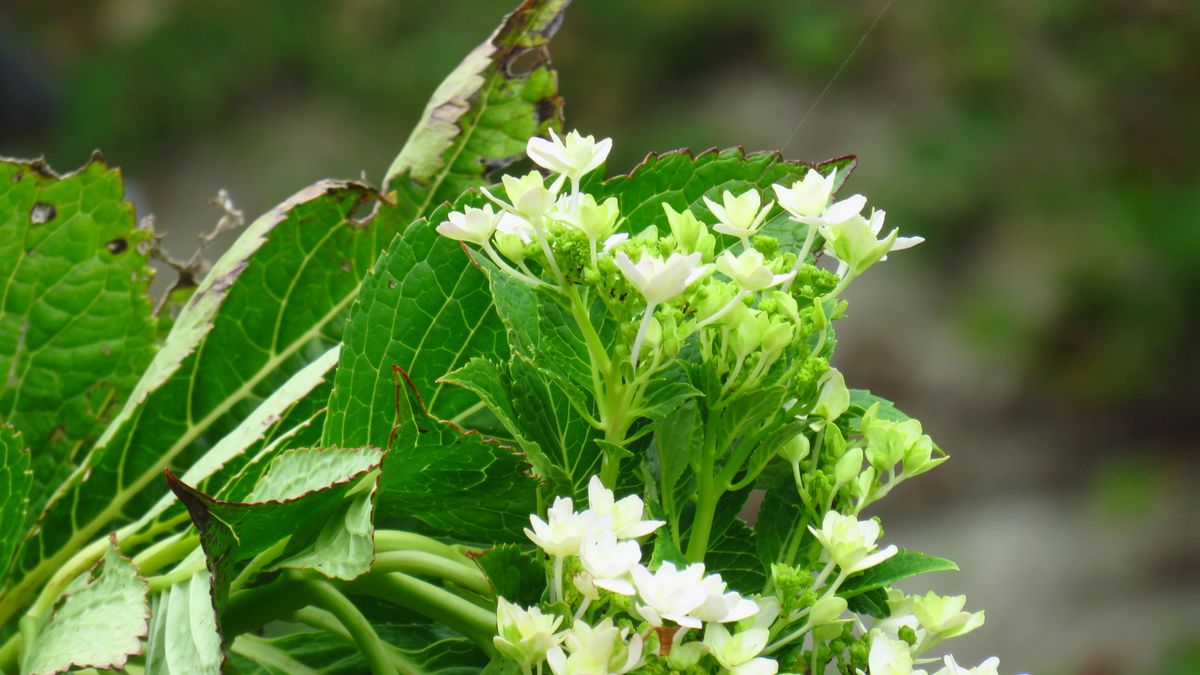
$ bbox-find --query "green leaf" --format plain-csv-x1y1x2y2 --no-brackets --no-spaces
22,542,149,675
12,180,396,616
491,273,594,397
474,544,544,606
0,424,30,580
706,520,766,593
846,587,891,619
632,362,701,421
384,0,568,207
509,354,599,499
753,478,804,571
322,208,507,449
848,389,911,423
167,446,384,599
0,156,156,517
838,550,958,598
146,570,223,675
589,149,855,238
375,367,537,544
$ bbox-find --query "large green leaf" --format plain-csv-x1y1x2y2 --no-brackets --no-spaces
0,424,29,580
374,367,537,544
588,149,855,240
475,544,544,607
384,0,568,208
22,543,149,675
0,156,156,518
322,207,507,448
7,181,398,623
146,570,223,675
167,447,384,600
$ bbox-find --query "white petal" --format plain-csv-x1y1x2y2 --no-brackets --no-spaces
594,577,637,596
823,194,867,224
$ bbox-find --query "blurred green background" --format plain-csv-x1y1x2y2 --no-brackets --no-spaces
2,1,1197,671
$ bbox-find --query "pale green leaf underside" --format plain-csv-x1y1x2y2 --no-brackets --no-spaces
0,157,156,520
23,544,148,675
146,570,222,675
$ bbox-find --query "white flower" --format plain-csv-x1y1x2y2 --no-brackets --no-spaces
493,170,564,218
703,623,778,675
584,476,663,540
821,208,922,276
715,248,795,291
493,212,536,262
615,251,711,305
436,204,502,245
691,572,760,624
864,631,925,675
704,189,774,240
808,511,898,575
579,533,640,596
601,232,629,252
527,129,612,181
931,655,1001,675
772,169,836,219
630,562,711,628
912,592,985,639
546,619,642,675
552,194,621,243
525,496,589,557
494,598,564,668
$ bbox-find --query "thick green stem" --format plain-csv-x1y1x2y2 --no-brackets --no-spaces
299,577,398,675
131,532,200,576
685,408,724,562
372,551,492,597
374,530,472,565
343,572,496,654
220,577,312,638
291,607,426,675
0,633,20,673
231,635,323,675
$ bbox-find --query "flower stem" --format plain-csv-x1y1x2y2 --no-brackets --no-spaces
371,550,492,597
630,303,657,369
299,577,399,675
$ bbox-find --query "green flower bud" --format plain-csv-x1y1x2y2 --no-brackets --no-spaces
771,291,801,324
834,446,863,488
813,622,844,642
812,368,849,421
761,316,795,353
666,641,706,670
778,434,811,464
898,625,918,646
732,311,770,357
809,596,848,627
903,435,934,475
663,203,716,260
852,465,876,498
494,230,529,263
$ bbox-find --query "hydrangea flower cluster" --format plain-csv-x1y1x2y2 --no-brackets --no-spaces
435,131,1014,673
498,476,1004,674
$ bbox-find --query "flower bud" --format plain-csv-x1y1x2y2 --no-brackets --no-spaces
778,434,810,464
834,446,864,488
812,368,849,421
809,595,848,627
663,203,716,259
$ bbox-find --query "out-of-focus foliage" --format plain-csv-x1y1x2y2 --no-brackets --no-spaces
4,0,1195,420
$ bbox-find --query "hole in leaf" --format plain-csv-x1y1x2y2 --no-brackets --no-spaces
387,278,398,289
505,46,547,77
106,238,128,254
30,203,56,225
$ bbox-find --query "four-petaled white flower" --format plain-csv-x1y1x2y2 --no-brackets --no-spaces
631,562,713,628
821,208,923,275
436,204,502,245
912,592,985,639
715,248,796,292
862,630,925,675
527,129,613,182
703,623,778,675
495,170,564,218
525,496,590,557
692,572,761,624
615,251,711,306
584,476,663,540
494,598,564,669
704,189,774,240
579,532,641,596
931,655,1002,675
773,169,836,220
546,619,643,675
809,511,898,575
